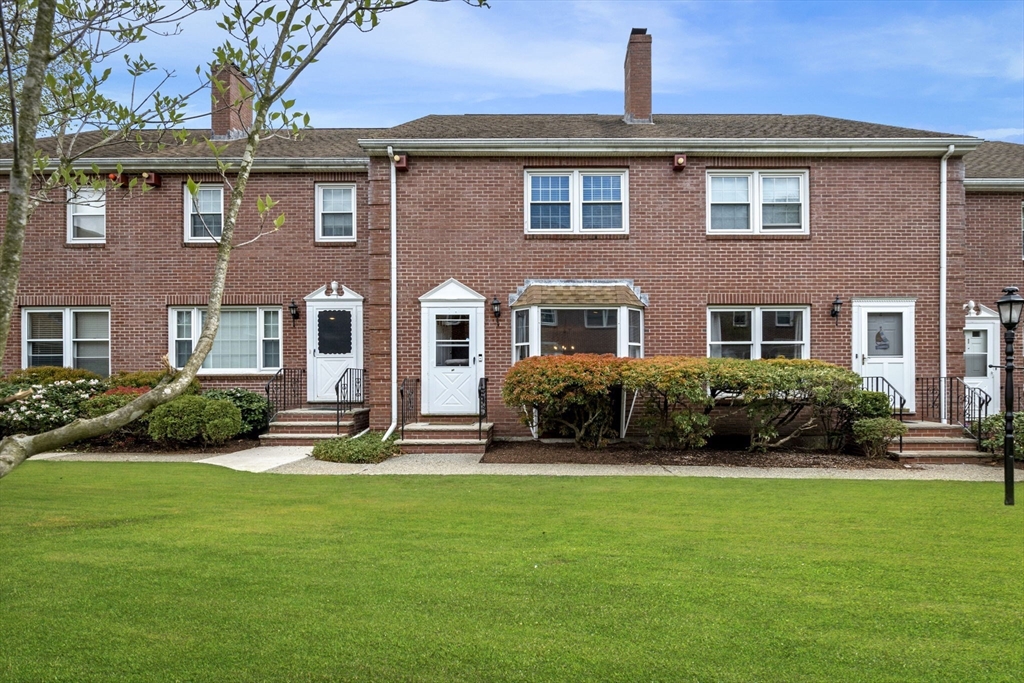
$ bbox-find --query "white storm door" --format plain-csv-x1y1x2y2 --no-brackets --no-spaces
964,323,999,408
425,307,480,414
307,304,361,402
852,300,916,412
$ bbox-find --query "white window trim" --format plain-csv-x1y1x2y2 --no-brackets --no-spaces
706,170,809,235
510,304,644,362
21,307,110,373
707,305,811,359
66,188,106,244
315,182,357,243
524,169,630,235
183,184,224,244
167,306,282,375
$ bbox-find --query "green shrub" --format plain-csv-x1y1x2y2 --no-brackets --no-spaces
844,390,893,420
979,412,1024,461
148,396,242,446
81,388,151,445
108,370,201,394
620,357,714,449
203,388,270,436
3,366,105,389
503,354,628,448
0,379,106,436
852,418,908,459
312,432,398,464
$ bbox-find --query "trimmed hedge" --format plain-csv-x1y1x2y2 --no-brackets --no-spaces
853,418,908,459
108,370,201,395
3,366,104,389
312,432,399,464
505,355,881,451
148,396,242,446
203,388,270,436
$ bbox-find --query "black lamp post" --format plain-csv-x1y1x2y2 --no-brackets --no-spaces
995,286,1023,506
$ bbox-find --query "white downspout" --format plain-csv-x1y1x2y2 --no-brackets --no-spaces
382,146,399,440
939,144,954,423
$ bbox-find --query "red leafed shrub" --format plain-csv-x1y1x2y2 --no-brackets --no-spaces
502,354,629,448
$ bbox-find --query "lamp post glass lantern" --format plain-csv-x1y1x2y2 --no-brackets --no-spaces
995,286,1022,506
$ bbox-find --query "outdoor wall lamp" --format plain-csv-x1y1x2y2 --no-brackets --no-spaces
830,295,843,325
995,285,1023,506
288,299,300,327
491,296,502,324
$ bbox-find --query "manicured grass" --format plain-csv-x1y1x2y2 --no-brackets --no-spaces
1,463,1021,682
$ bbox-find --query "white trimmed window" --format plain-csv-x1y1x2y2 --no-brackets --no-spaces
22,308,110,376
708,306,810,359
67,188,106,243
525,170,629,234
316,183,356,242
511,305,643,361
707,171,809,234
184,185,224,242
170,307,281,373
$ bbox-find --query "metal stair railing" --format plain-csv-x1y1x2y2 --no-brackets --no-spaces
861,376,907,453
915,376,992,449
400,378,420,441
478,377,489,441
334,368,365,435
265,368,306,417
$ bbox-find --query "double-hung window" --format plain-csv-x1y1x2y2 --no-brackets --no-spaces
67,188,106,243
185,184,224,242
23,308,110,376
316,183,356,242
525,170,629,234
707,171,808,234
170,307,281,373
708,307,809,359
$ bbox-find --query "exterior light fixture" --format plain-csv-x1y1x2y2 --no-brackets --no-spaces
288,299,300,327
996,286,1023,506
830,295,843,325
491,296,502,323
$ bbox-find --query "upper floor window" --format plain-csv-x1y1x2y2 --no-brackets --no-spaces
23,308,110,376
708,306,809,359
707,171,808,235
185,184,224,243
67,188,106,243
170,307,281,373
316,183,356,242
525,170,629,234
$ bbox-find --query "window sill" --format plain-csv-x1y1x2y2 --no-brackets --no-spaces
182,241,220,248
525,233,630,241
314,240,358,247
705,233,811,241
64,242,106,249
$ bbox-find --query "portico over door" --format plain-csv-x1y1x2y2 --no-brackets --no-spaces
305,282,363,403
852,298,916,413
420,279,485,415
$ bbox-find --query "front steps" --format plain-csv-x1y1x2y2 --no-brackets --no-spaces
396,421,494,454
892,421,992,464
259,407,369,447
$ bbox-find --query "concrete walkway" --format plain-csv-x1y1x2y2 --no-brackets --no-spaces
31,445,1024,481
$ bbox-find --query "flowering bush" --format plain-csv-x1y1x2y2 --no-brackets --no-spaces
3,366,103,388
0,379,106,436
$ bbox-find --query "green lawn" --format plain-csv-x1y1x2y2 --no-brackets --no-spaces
1,463,1021,682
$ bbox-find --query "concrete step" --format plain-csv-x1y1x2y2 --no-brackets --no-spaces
898,436,981,451
400,422,493,440
268,420,351,435
395,438,489,455
271,407,366,422
898,451,994,465
259,432,346,447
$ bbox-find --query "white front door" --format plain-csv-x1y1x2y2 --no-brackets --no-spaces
964,322,999,409
305,284,364,403
425,307,481,414
852,299,916,412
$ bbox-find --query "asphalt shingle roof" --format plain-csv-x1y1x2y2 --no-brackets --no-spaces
963,141,1024,179
368,114,966,140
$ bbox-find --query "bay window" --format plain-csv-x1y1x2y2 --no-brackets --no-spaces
170,307,281,372
511,305,643,361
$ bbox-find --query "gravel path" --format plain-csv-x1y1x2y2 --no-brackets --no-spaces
31,448,1024,481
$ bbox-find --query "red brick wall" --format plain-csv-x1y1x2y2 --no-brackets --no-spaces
2,171,371,396
366,154,964,435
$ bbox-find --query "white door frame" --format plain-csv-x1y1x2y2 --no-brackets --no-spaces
305,282,364,403
419,279,485,416
964,304,1000,411
852,298,916,413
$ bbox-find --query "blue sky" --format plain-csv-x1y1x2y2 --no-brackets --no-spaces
120,0,1024,141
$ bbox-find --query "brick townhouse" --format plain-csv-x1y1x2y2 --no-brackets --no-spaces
2,29,1022,449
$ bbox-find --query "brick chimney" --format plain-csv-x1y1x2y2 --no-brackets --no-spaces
623,28,652,124
210,64,253,139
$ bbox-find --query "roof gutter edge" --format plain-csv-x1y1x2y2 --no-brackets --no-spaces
0,157,370,173
963,178,1024,192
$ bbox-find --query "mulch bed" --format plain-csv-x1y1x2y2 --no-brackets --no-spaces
482,440,903,469
72,438,262,455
